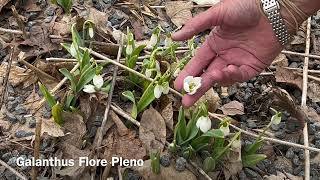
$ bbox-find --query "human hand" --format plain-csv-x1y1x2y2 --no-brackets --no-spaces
172,0,290,107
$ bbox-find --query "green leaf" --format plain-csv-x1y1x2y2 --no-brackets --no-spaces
71,23,83,48
64,91,75,110
245,139,264,155
52,103,63,125
59,68,77,92
76,66,96,92
38,82,56,108
81,50,91,72
137,82,155,113
203,129,224,138
132,45,146,57
242,154,267,167
150,151,160,174
174,107,187,145
57,0,73,13
190,129,224,151
101,84,111,93
122,91,137,119
203,157,216,172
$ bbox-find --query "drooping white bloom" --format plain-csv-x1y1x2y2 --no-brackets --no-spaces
231,138,241,149
147,33,158,48
154,82,169,99
145,68,153,78
83,74,104,93
164,36,172,47
183,76,202,95
173,68,181,77
271,113,282,125
88,27,94,38
219,124,230,137
126,44,133,56
196,116,211,133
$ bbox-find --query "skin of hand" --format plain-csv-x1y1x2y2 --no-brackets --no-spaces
172,0,300,107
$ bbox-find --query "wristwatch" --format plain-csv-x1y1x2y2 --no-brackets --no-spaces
261,0,291,45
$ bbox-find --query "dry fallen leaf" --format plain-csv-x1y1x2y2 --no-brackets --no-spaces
264,171,302,180
42,118,65,137
139,107,166,153
159,95,174,130
165,1,192,27
308,81,320,102
127,159,197,180
219,101,244,116
222,150,242,180
196,88,220,113
0,63,29,87
272,54,288,67
61,112,86,148
110,110,129,136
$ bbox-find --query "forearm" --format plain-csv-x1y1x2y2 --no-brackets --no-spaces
280,0,320,33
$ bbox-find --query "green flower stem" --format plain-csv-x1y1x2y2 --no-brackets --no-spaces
213,132,241,161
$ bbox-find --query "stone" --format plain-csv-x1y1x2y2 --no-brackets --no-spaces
271,123,280,131
244,168,261,178
15,130,34,138
314,132,320,140
1,152,12,162
289,62,298,68
28,117,36,128
5,112,17,123
16,115,26,124
293,165,303,175
274,157,293,174
309,124,316,135
14,104,27,115
7,157,17,167
160,154,171,167
175,157,187,172
275,131,286,139
292,155,301,166
315,140,320,148
247,120,257,128
285,148,295,159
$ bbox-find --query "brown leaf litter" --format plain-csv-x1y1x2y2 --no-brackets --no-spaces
165,1,192,27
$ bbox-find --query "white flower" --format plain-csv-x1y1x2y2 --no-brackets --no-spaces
147,33,158,48
183,76,202,95
88,27,94,38
126,44,133,56
154,82,169,99
145,68,153,78
173,68,181,77
196,116,211,133
231,138,241,149
164,36,172,47
271,113,282,125
83,74,104,93
219,124,230,137
155,61,160,71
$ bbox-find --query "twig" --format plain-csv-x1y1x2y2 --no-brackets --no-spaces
95,37,123,179
32,111,42,180
269,66,320,74
18,57,57,81
188,160,212,180
301,17,312,180
0,159,28,180
86,48,320,152
0,46,15,109
281,50,320,60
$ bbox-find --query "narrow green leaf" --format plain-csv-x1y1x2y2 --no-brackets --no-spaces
57,0,73,13
174,107,187,145
81,50,91,72
190,129,224,151
150,151,160,174
59,68,77,92
242,154,267,167
76,67,96,92
137,82,155,113
38,82,56,108
122,91,138,119
64,91,75,110
245,139,264,155
203,157,216,172
52,103,63,125
71,23,83,47
132,45,146,57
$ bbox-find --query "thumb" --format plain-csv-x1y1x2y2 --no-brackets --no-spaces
172,3,224,41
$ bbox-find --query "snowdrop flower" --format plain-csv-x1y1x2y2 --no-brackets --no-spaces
145,68,153,78
183,76,202,95
126,44,133,56
271,113,282,125
173,68,181,77
164,36,172,47
83,74,104,93
231,138,241,149
147,33,158,49
219,124,230,137
196,116,211,133
88,27,94,38
154,82,169,98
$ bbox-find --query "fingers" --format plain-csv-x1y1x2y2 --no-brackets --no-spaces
174,39,217,91
172,3,224,41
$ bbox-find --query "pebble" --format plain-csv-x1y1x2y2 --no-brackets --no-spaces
244,168,261,178
29,117,36,128
45,7,55,16
314,132,320,140
275,131,286,139
309,124,316,135
175,157,187,172
239,82,247,88
247,120,257,128
42,109,51,119
15,130,34,138
1,152,12,162
244,88,252,101
285,148,295,159
270,124,280,131
28,12,38,21
292,155,301,166
293,89,302,98
44,16,53,23
14,104,27,115
5,112,17,123
274,157,293,173
7,157,17,167
279,122,286,129
289,62,298,68
293,165,303,175
126,170,141,180
7,96,15,101
160,154,171,167
315,140,320,148
16,115,26,124
4,170,15,180
298,150,304,160
239,170,247,180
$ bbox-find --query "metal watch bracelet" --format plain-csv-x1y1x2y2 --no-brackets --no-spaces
261,0,291,45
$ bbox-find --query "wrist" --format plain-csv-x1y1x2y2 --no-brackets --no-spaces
280,0,320,34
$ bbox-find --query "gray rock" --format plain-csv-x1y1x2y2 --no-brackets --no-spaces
314,132,320,140
28,117,36,128
44,16,53,23
45,7,55,16
298,150,305,159
275,131,286,139
285,148,295,159
175,157,187,172
7,96,15,101
274,157,293,173
5,112,17,123
309,124,316,135
14,104,27,115
271,123,280,131
315,140,320,148
239,170,247,180
293,165,303,175
7,157,17,167
160,154,171,167
1,152,12,162
247,120,257,128
42,109,51,119
244,168,261,178
16,115,26,124
292,155,301,166
289,62,298,68
15,130,34,138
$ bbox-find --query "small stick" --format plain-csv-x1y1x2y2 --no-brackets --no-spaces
281,50,320,60
301,17,312,180
32,113,42,180
0,46,15,109
0,159,28,180
18,58,57,81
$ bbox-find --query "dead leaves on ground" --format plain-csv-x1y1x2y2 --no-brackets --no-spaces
275,67,320,103
139,107,166,153
219,100,245,116
165,1,192,27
